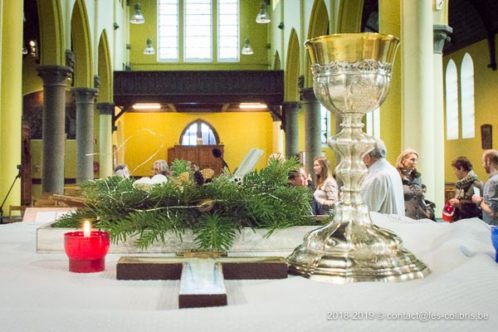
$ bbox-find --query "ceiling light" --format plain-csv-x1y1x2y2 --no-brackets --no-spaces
143,38,155,55
130,2,145,24
241,38,254,55
132,103,161,111
239,103,268,110
256,1,271,24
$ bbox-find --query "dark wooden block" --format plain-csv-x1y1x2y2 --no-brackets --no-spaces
116,257,182,280
222,258,288,279
179,294,227,308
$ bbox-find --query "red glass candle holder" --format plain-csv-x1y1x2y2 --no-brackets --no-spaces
442,202,454,223
64,230,110,273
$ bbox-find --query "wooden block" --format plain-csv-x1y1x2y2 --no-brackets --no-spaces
222,257,288,279
52,194,87,207
116,257,182,280
179,294,227,308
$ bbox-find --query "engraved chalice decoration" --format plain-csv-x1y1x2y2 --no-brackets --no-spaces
287,33,430,282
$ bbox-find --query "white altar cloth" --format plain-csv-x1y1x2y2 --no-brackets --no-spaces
0,213,497,332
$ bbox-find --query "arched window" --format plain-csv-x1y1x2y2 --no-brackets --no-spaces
180,119,219,145
445,59,459,140
366,107,380,139
460,53,475,139
320,105,331,145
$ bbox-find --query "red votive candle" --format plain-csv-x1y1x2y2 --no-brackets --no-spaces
64,230,110,273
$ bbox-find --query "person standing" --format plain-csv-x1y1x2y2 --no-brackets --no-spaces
361,139,405,215
448,156,483,220
114,164,130,178
396,148,435,220
152,160,170,176
288,169,307,187
472,150,498,225
312,156,338,215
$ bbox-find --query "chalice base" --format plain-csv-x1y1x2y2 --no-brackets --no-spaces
287,213,430,283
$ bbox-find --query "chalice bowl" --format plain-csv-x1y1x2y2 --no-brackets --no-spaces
287,33,430,282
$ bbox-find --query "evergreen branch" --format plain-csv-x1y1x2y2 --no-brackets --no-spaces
193,213,238,251
52,158,313,252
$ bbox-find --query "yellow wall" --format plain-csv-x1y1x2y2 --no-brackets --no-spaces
444,37,498,183
119,111,274,176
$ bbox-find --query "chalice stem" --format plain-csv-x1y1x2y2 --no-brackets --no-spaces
330,113,375,233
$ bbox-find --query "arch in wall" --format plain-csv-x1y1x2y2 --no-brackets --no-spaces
445,59,458,140
71,0,93,88
36,0,65,65
460,53,475,139
337,0,364,33
305,0,329,86
273,51,281,70
98,30,112,102
284,29,300,102
307,0,329,39
179,119,220,145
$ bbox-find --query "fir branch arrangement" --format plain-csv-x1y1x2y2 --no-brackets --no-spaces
53,158,314,252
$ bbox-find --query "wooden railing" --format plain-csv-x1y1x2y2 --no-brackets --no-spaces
114,70,284,107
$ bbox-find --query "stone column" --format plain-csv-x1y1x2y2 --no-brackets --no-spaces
301,88,321,176
72,88,98,183
433,24,453,210
96,102,114,178
37,66,72,194
283,102,300,159
401,0,435,201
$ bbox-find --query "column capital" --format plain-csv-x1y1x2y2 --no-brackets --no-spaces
37,65,72,87
433,24,453,54
299,87,317,103
71,87,99,103
282,101,300,112
96,102,115,115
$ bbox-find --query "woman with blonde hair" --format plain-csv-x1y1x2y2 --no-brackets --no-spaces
396,149,435,220
312,156,338,215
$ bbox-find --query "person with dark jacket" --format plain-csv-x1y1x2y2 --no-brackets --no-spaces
448,156,483,220
396,148,435,220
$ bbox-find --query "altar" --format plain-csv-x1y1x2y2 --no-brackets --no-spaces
0,214,496,331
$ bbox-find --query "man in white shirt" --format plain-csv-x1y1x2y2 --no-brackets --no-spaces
361,138,405,215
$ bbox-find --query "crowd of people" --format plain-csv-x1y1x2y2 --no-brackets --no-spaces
113,145,498,226
286,139,497,226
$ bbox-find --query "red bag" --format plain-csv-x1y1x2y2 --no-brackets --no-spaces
442,202,455,222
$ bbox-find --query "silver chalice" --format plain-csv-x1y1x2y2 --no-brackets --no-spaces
287,33,430,282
